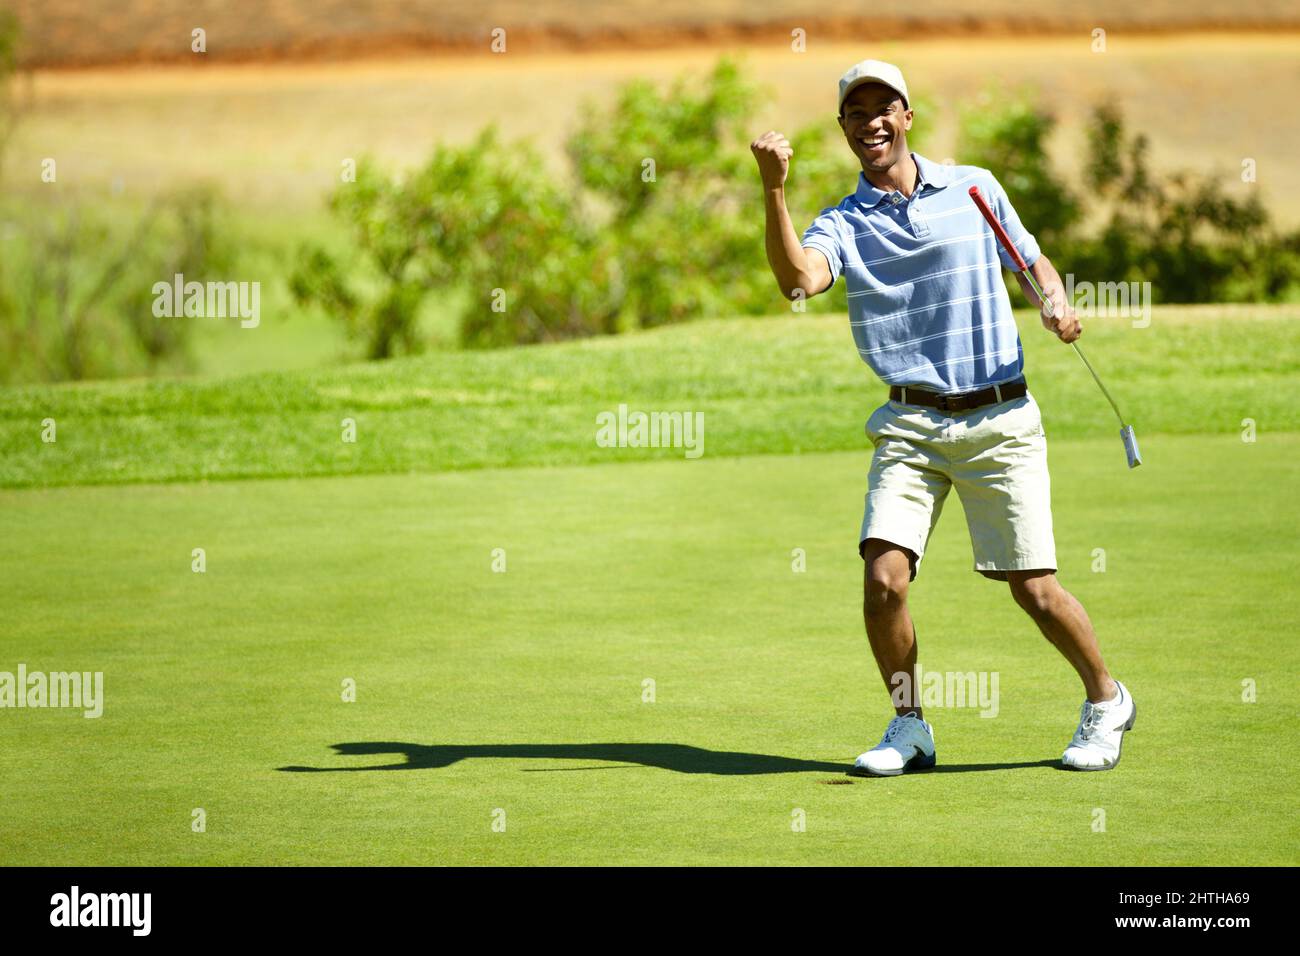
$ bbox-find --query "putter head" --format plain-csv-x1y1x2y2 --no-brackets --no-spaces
1120,425,1142,469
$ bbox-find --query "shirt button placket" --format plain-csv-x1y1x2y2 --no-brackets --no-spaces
909,195,931,238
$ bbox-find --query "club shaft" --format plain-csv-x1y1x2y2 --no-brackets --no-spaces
1016,253,1127,424
1070,343,1126,426
968,185,1129,427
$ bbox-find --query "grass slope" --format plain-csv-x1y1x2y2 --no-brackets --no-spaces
3,305,1298,488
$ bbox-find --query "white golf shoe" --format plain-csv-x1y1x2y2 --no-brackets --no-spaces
851,713,936,776
1062,680,1136,771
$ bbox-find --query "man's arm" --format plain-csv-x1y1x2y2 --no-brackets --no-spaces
1015,253,1082,344
751,131,832,300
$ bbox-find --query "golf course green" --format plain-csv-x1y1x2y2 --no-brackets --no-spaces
1,306,1297,865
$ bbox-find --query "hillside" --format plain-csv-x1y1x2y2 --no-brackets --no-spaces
3,305,1296,488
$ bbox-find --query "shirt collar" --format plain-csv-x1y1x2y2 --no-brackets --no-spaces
854,152,951,206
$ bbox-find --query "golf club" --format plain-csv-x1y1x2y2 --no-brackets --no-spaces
968,185,1142,468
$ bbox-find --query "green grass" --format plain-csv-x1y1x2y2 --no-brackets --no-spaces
185,206,356,378
1,437,1296,865
1,307,1297,865
4,305,1298,488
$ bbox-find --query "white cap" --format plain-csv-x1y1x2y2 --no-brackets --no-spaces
837,59,909,113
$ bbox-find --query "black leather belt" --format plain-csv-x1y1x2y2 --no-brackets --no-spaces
889,377,1027,413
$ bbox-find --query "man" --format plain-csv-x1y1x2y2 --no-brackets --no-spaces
750,59,1135,775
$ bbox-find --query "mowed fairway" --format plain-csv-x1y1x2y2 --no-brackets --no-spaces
1,311,1298,865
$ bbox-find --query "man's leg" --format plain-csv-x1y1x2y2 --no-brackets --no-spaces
1006,570,1118,704
862,538,925,720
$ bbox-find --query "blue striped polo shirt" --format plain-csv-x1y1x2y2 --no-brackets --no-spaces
800,152,1040,393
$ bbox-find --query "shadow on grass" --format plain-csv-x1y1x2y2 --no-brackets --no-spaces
278,742,1060,776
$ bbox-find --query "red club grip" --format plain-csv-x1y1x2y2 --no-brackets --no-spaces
969,185,1029,272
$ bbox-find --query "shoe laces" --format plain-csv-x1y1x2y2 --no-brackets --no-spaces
1079,701,1105,740
882,715,915,744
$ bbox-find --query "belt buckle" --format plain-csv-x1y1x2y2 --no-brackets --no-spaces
935,393,955,413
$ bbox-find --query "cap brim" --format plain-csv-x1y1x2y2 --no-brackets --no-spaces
839,77,908,112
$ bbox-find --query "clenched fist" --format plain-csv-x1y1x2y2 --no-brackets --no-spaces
750,131,793,190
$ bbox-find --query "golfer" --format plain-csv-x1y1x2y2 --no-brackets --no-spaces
751,60,1135,775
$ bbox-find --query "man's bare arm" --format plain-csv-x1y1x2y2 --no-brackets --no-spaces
751,131,832,300
1014,253,1081,344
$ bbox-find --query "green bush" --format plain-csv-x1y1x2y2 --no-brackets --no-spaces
0,14,238,383
566,59,770,329
956,88,1080,253
0,9,17,178
1070,104,1300,302
0,189,232,383
294,59,902,350
958,95,1300,304
292,126,616,353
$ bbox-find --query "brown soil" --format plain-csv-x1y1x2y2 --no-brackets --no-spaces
10,1,1300,70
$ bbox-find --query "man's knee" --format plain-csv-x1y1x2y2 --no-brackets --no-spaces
863,540,913,616
1008,571,1061,619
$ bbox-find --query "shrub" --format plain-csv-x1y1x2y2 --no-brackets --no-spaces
296,59,933,349
292,127,617,353
298,64,1300,357
1071,104,1300,303
0,189,231,382
958,94,1300,304
956,88,1080,252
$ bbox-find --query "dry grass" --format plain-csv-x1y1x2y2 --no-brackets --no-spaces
5,34,1297,225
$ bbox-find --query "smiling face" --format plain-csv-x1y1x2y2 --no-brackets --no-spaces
838,82,913,174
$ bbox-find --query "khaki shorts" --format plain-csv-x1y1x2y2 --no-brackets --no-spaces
859,390,1057,581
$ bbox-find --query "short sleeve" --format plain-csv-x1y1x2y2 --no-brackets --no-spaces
800,207,844,286
986,174,1041,271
